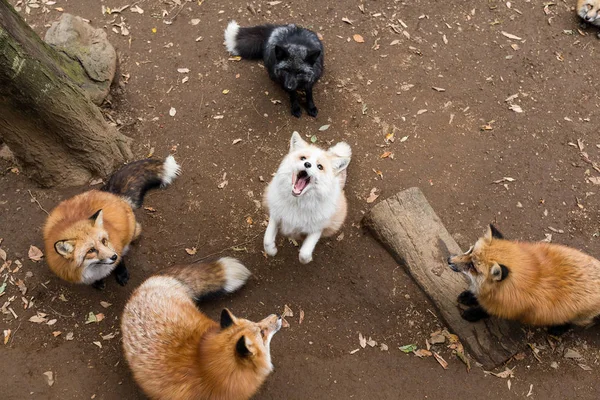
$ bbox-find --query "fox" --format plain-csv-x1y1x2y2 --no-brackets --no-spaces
447,224,600,335
224,21,324,118
263,131,351,264
577,0,600,36
121,258,282,400
43,156,180,289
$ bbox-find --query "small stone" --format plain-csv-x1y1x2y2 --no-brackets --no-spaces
550,361,558,369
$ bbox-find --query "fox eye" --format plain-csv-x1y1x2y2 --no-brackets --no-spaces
88,248,96,254
101,238,108,246
317,164,323,170
300,156,306,161
260,329,266,337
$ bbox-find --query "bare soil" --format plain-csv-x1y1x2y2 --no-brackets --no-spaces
1,0,600,399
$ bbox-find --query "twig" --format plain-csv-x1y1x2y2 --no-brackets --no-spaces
192,233,261,263
48,307,74,319
251,103,263,117
274,121,290,135
168,3,185,23
28,190,49,215
8,322,22,346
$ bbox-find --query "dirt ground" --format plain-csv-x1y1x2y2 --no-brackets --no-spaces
2,0,600,398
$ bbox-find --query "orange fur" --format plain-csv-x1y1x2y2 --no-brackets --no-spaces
577,0,600,27
122,259,280,400
43,190,136,283
449,226,600,326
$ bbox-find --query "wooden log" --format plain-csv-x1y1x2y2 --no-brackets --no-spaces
363,187,523,369
0,0,131,188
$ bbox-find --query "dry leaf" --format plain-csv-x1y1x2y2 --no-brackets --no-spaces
501,31,522,40
380,151,393,159
413,349,433,358
298,309,304,324
52,331,61,337
93,341,102,349
359,333,367,348
28,245,43,261
282,304,293,318
29,313,48,324
185,247,197,255
484,367,515,379
433,352,449,369
100,301,112,308
3,329,11,344
353,34,365,43
191,18,200,25
65,332,74,341
232,139,242,145
366,337,377,347
43,371,54,387
366,188,379,203
509,104,523,113
0,248,6,262
432,87,446,92
95,313,105,322
342,17,353,25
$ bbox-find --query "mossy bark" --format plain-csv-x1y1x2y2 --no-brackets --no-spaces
0,0,132,187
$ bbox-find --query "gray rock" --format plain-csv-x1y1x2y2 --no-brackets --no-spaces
45,14,117,104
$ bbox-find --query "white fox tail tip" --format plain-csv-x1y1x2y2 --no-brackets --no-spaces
219,257,251,293
160,155,181,187
329,142,352,158
224,20,240,54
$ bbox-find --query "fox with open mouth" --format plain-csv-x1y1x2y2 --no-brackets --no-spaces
263,131,351,264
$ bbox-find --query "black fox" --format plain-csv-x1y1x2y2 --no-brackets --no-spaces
224,21,324,118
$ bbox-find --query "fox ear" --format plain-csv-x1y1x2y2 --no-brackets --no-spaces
484,224,503,243
331,156,351,174
290,131,308,152
54,240,75,257
490,263,510,282
306,49,321,64
220,308,236,329
90,209,103,229
236,336,254,358
275,45,288,60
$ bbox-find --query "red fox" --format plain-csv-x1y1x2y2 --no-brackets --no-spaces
121,258,282,400
448,225,600,334
577,0,600,31
43,156,180,289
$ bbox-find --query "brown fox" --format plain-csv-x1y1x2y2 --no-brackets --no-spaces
578,0,600,30
121,258,282,400
448,225,600,334
43,156,180,289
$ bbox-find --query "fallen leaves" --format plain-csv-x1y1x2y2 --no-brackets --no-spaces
3,329,11,344
85,312,104,324
485,366,515,379
352,34,365,43
185,247,197,255
366,188,380,203
399,344,417,353
380,151,394,159
43,371,54,387
28,245,43,262
318,124,330,131
433,352,449,369
501,31,522,40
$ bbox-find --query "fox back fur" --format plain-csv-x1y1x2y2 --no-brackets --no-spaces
224,21,324,118
263,131,351,264
121,258,282,400
43,156,180,287
448,225,600,327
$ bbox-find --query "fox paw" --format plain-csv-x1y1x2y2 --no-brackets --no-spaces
547,324,572,336
457,290,479,306
299,251,313,264
91,279,106,290
264,242,278,257
460,306,489,322
291,105,302,118
307,105,318,118
115,268,130,286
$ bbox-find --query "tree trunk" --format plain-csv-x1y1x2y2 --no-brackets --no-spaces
0,0,132,187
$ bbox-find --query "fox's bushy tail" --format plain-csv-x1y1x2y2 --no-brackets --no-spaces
101,155,180,208
160,257,251,300
224,21,278,59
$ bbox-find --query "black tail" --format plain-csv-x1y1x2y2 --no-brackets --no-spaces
224,20,278,60
101,155,180,208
